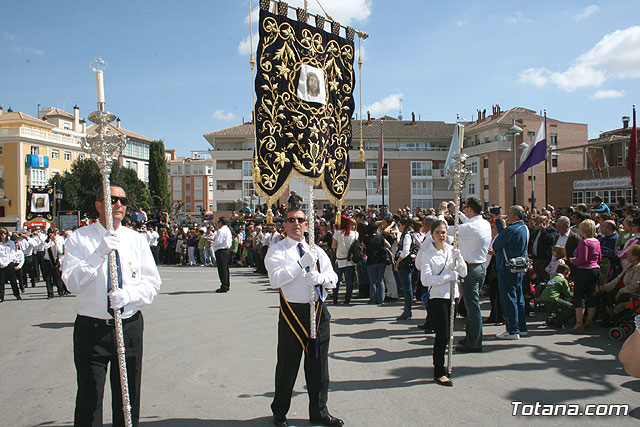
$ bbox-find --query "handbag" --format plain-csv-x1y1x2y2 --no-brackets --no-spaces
500,224,531,274
382,247,394,265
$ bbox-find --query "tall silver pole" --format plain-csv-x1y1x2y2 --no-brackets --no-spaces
81,57,132,427
308,184,317,340
446,152,471,377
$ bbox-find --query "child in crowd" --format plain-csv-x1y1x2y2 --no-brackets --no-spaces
541,264,574,327
545,245,567,277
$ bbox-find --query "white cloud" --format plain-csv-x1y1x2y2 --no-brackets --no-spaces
12,46,44,55
574,5,599,21
238,0,371,56
589,89,625,99
518,26,640,92
211,109,237,121
3,31,16,41
456,19,469,28
505,11,532,25
365,93,404,117
517,68,549,87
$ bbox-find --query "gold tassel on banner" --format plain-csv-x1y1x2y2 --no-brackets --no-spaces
358,33,365,162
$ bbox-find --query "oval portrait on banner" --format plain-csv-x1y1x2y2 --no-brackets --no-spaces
297,64,326,105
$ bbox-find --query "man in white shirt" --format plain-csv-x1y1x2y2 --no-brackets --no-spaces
265,207,342,427
62,185,161,427
440,198,491,353
213,217,233,293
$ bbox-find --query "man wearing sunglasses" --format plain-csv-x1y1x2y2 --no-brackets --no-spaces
265,207,343,427
62,185,162,427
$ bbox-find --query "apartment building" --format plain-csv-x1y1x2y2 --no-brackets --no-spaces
166,150,215,218
0,105,152,228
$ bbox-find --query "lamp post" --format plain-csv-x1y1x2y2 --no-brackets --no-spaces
507,119,523,206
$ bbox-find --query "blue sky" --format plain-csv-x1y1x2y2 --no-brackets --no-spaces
2,1,638,156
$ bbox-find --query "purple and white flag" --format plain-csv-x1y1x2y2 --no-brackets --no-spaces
510,119,546,178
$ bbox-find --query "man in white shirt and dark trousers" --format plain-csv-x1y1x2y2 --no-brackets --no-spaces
62,185,162,427
265,207,343,427
440,198,491,353
213,217,232,293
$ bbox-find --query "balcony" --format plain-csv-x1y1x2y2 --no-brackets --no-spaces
0,126,82,146
214,169,243,180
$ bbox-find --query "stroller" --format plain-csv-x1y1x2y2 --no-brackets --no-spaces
608,295,640,341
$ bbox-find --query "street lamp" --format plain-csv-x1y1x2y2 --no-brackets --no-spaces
507,119,523,206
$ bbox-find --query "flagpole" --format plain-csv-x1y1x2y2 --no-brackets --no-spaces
543,110,548,209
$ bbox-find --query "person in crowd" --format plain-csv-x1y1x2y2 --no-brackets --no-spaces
419,220,466,387
530,215,557,286
603,244,640,315
0,228,21,302
569,219,601,333
287,190,303,209
61,185,161,427
394,217,417,320
441,198,491,353
380,216,399,302
186,229,198,266
485,222,503,325
362,221,389,305
592,195,610,214
617,216,640,269
598,220,619,261
213,217,232,293
545,245,567,278
553,216,581,271
265,207,343,427
331,215,358,305
540,264,574,327
42,228,64,298
492,205,529,340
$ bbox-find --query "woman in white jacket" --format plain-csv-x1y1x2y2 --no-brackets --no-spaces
419,220,467,387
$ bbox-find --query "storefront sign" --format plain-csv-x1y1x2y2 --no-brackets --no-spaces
573,177,631,190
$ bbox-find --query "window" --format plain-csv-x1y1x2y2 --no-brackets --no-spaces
550,134,557,147
172,177,182,200
186,203,191,211
572,191,584,205
243,161,253,177
0,144,3,155
467,160,478,174
64,151,71,161
144,164,149,182
468,182,476,194
366,161,388,177
78,154,85,161
51,149,59,160
194,177,203,200
122,141,150,160
29,169,48,187
484,184,489,190
399,142,429,151
366,180,388,194
31,146,39,155
173,165,183,174
483,157,489,169
411,180,433,197
412,199,432,209
411,161,432,178
243,180,255,198
527,131,536,142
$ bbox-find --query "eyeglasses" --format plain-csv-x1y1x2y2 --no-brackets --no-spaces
111,196,128,205
286,217,306,223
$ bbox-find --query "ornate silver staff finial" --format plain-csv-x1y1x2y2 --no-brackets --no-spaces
81,57,132,427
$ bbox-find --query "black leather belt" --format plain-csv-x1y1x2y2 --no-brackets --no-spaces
77,311,140,327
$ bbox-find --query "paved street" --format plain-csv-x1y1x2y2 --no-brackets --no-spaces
1,265,638,426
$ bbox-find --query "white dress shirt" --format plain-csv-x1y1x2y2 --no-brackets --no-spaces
34,232,46,252
556,230,570,247
146,230,159,246
419,242,467,299
0,244,13,268
446,214,491,264
61,222,162,320
213,225,232,251
334,230,358,268
265,237,338,303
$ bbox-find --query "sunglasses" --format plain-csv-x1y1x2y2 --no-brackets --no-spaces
110,196,128,205
286,217,306,223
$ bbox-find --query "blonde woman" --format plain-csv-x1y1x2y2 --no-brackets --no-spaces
569,219,602,333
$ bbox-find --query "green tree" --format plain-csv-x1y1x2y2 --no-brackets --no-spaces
148,139,170,211
49,158,149,218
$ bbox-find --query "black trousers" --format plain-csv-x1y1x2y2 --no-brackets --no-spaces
215,248,230,290
0,264,21,300
43,260,64,298
272,302,331,420
23,254,37,286
73,312,143,427
36,251,45,282
428,298,452,379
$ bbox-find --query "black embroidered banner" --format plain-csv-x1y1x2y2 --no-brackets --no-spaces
254,6,355,206
26,187,54,221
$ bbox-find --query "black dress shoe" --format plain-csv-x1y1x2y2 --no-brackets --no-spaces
310,414,344,426
272,415,289,427
396,312,412,320
215,288,228,293
455,344,482,353
435,378,454,387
